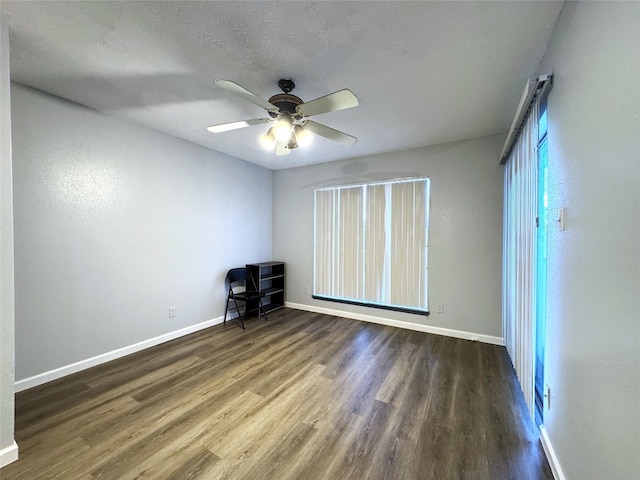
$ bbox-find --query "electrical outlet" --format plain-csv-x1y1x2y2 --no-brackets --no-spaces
437,303,444,313
304,286,311,295
169,306,176,318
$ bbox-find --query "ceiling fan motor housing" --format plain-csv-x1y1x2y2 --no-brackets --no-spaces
268,93,303,119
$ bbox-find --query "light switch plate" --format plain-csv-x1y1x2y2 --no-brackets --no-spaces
558,208,565,231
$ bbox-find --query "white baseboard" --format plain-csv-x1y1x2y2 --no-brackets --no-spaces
286,302,504,345
540,426,566,480
14,304,503,392
15,316,224,392
0,441,18,468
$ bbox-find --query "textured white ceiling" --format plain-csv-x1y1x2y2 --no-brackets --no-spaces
2,1,563,170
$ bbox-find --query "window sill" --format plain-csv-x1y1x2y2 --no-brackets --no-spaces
312,295,429,316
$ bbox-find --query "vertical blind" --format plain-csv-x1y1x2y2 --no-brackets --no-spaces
314,178,429,313
502,100,539,420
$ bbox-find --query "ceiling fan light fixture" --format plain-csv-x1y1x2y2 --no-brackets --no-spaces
287,137,298,150
276,141,290,156
294,124,312,148
259,127,277,150
274,116,293,143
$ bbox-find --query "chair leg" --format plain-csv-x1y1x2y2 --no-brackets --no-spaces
232,296,245,329
258,298,269,322
223,297,229,325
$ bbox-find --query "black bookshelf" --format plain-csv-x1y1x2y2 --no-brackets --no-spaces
246,262,285,315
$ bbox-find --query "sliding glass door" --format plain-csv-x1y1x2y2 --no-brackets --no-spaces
535,102,548,426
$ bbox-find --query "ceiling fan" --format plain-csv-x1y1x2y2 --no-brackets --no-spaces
208,79,358,156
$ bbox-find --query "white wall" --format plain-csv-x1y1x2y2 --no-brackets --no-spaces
537,2,640,479
274,135,504,341
0,11,17,467
11,84,273,382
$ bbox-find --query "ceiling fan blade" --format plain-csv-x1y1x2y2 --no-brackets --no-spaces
276,142,291,156
296,89,358,117
214,80,279,112
304,121,357,145
207,118,272,133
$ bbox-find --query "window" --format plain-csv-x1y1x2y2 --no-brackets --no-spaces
314,177,430,314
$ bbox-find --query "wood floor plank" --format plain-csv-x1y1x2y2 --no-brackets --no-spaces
1,309,553,480
160,445,221,480
375,341,421,405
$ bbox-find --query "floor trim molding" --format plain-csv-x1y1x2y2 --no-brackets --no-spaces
540,426,566,480
0,441,19,468
14,305,504,393
286,302,504,345
15,316,224,392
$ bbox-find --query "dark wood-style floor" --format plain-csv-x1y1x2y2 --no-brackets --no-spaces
2,308,552,480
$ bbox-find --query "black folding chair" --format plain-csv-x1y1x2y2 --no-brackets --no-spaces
223,268,268,329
